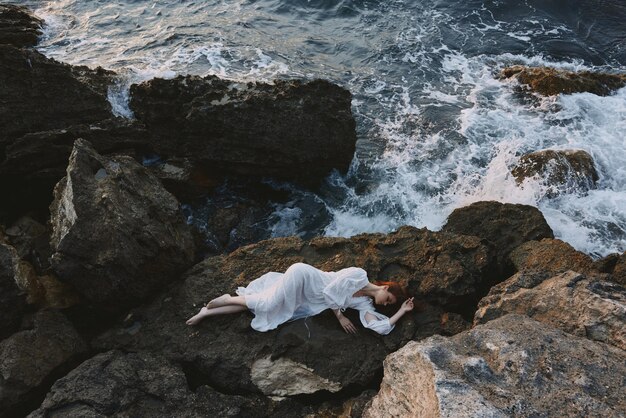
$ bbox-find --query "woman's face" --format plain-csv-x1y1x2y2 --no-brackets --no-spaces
374,287,397,306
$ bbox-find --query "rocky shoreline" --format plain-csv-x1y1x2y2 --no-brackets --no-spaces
1,5,625,417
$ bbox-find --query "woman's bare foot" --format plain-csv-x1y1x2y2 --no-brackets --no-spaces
207,294,231,309
186,307,210,325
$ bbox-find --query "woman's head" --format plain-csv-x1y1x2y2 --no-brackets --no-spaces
372,281,409,306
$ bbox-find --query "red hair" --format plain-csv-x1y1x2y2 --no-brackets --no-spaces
373,281,410,304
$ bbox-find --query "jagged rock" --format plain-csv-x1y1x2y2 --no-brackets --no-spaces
474,271,626,350
501,65,626,96
591,252,621,274
0,5,42,48
441,201,553,276
611,252,626,286
0,243,27,340
130,76,357,186
509,238,593,275
28,350,281,418
363,314,626,418
0,310,87,416
511,149,599,196
147,158,219,201
49,139,196,311
3,215,51,274
94,226,493,397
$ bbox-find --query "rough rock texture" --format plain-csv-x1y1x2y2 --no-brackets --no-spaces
130,76,357,186
474,271,626,350
94,226,493,398
147,158,220,201
501,65,626,96
442,201,554,276
0,242,27,340
0,46,113,151
28,350,279,418
611,251,626,286
509,238,593,275
0,310,87,416
3,216,52,274
363,314,626,418
511,149,599,195
0,5,42,48
49,139,196,310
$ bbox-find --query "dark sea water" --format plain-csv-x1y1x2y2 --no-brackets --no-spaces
11,0,626,257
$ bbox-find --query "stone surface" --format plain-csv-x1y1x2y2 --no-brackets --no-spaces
49,139,196,311
363,314,626,418
3,215,52,274
0,310,87,416
501,65,626,96
130,76,357,186
611,251,626,286
94,226,492,398
511,149,599,196
0,5,42,48
509,238,593,275
0,242,27,340
474,271,626,350
442,201,554,276
28,350,278,418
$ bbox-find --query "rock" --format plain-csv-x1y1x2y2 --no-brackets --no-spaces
610,252,626,286
3,215,52,274
28,350,279,418
0,310,87,416
0,5,43,48
509,238,593,275
94,226,493,398
442,201,554,277
49,139,196,311
363,314,626,418
511,149,599,196
501,65,626,96
130,76,357,186
591,252,621,274
147,158,220,201
474,271,626,351
0,243,27,340
0,46,113,150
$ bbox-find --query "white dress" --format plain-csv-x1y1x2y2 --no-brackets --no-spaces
236,262,394,335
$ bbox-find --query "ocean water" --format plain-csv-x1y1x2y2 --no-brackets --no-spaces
12,0,626,257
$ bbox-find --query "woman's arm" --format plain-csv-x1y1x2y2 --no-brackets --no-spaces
333,309,357,334
388,297,414,326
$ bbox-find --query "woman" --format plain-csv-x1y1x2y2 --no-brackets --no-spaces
186,262,414,335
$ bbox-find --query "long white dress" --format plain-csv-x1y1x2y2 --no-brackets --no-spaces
236,262,394,335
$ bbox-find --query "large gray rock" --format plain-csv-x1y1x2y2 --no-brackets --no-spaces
94,226,491,397
442,201,554,276
474,271,626,351
0,242,27,340
130,76,357,186
28,350,276,418
0,5,42,48
49,139,196,311
0,310,87,416
363,314,626,418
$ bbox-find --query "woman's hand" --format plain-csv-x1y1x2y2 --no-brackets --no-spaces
338,316,357,334
400,297,414,313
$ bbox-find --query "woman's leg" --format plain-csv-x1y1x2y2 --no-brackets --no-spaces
207,294,248,309
186,304,248,325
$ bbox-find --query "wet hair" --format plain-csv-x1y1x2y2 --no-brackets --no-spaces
372,281,410,304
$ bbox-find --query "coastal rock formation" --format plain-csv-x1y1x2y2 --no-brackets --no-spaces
609,252,626,285
509,238,593,275
49,139,196,311
442,201,553,276
0,242,27,339
130,76,357,186
511,149,599,195
501,65,626,96
0,310,87,416
0,4,42,48
28,350,278,418
94,226,493,398
363,314,626,418
474,271,626,350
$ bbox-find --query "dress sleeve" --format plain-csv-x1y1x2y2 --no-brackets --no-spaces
322,267,369,309
359,309,395,335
